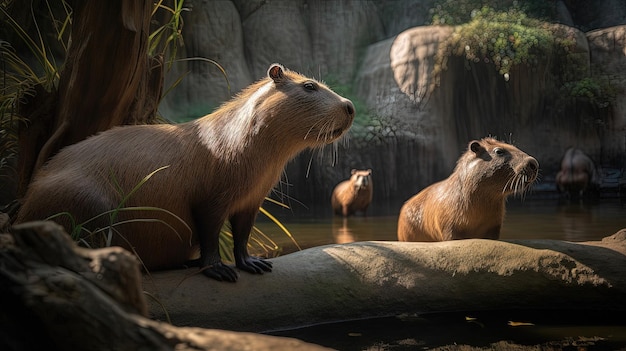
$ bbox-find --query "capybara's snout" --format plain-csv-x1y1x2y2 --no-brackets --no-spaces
523,157,539,183
343,98,355,119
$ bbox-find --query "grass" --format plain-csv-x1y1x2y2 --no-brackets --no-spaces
2,1,300,260
45,166,298,266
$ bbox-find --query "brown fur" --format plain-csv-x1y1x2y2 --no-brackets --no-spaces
16,64,355,281
397,138,538,242
331,169,373,216
555,147,599,197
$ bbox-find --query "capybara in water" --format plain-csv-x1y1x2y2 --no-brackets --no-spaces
16,63,355,282
398,138,538,242
331,169,373,217
555,147,599,198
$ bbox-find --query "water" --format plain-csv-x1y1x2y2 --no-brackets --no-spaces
256,198,626,350
268,310,626,350
255,198,625,255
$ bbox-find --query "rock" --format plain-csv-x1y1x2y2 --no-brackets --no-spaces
0,221,330,351
145,233,626,333
154,3,626,206
159,0,252,119
587,25,626,130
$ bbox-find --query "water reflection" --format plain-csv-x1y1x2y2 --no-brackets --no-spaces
256,198,624,254
557,202,594,241
332,217,356,244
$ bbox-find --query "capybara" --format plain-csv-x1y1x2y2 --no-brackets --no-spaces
331,169,373,217
555,147,599,198
16,63,355,282
398,138,538,242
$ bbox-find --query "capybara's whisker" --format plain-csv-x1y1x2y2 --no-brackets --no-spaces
16,63,355,283
398,137,538,242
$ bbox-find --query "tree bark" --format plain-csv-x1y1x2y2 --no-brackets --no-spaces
16,0,163,197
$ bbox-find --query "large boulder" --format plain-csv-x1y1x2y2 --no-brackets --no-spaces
153,3,626,207
587,25,626,132
145,230,626,333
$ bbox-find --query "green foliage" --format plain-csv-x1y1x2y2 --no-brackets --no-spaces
150,0,187,65
48,167,297,267
47,166,189,248
444,7,561,77
429,1,614,108
219,204,300,263
322,77,398,147
562,77,615,108
430,0,556,26
2,0,298,259
0,1,70,186
325,78,380,132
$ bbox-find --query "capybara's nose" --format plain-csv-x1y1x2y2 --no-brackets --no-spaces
526,157,539,180
344,99,355,117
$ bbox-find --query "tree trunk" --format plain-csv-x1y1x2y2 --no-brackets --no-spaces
16,0,163,198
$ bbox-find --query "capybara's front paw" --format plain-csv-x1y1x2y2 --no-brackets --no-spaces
236,256,273,275
201,262,239,282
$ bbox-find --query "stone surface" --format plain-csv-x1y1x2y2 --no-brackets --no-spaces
144,231,626,333
155,3,626,206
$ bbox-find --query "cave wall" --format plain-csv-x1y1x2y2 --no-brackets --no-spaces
158,0,626,211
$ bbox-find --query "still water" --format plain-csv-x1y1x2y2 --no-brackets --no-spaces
255,198,625,254
257,198,626,350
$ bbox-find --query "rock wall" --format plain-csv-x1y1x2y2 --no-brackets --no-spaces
158,0,626,210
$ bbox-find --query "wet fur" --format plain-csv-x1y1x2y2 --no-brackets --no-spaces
331,169,373,216
397,138,538,242
16,64,355,281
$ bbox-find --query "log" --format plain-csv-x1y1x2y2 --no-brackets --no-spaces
144,230,626,333
0,221,330,351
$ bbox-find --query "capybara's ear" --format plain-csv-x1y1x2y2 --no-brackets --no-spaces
268,63,285,83
469,140,484,155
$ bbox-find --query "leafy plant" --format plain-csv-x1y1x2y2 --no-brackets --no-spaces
430,0,556,26
46,166,189,248
0,1,70,186
441,7,558,77
47,166,299,267
561,77,615,109
2,1,300,260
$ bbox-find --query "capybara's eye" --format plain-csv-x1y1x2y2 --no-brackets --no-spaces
303,81,317,91
494,148,506,156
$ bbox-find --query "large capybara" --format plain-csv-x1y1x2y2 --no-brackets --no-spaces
331,169,373,217
16,63,355,282
398,137,539,242
555,147,599,198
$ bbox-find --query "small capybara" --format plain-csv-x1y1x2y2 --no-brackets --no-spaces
555,147,599,198
16,63,355,282
331,169,373,217
398,137,538,242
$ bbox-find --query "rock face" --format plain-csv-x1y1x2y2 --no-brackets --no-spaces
158,1,626,208
145,231,626,333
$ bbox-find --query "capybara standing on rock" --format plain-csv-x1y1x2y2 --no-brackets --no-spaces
398,138,538,242
16,63,355,282
331,169,373,216
555,147,599,198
